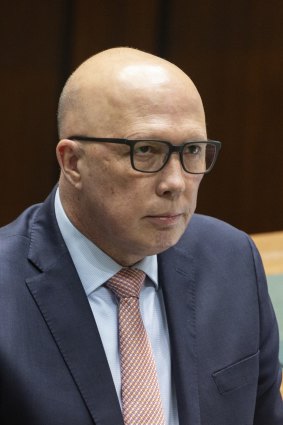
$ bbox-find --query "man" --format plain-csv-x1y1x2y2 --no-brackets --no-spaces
0,47,282,424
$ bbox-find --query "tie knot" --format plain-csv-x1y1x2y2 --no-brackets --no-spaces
106,268,146,299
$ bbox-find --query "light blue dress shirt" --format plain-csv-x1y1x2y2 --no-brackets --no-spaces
55,189,179,424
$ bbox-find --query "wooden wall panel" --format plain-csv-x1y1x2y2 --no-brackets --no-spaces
68,0,162,68
0,2,69,225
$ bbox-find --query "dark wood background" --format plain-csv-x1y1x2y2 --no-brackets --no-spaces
1,1,282,234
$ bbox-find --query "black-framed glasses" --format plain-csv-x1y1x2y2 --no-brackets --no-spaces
68,136,221,174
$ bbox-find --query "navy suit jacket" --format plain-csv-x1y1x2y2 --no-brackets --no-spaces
0,188,282,424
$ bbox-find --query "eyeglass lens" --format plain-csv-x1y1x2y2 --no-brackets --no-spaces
132,141,216,173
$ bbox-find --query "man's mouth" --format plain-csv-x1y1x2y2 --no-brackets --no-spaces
145,213,184,226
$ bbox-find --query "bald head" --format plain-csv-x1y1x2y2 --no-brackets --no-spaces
57,47,205,139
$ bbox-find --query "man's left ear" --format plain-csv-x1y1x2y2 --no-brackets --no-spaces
56,139,83,188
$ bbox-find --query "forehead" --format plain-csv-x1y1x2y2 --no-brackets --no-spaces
112,88,205,140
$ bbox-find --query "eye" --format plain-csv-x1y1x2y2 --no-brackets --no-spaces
136,145,152,154
184,144,202,155
134,141,163,156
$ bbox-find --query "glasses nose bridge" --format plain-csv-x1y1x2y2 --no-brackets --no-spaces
165,144,184,170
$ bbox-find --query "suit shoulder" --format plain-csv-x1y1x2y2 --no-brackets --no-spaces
170,214,262,287
189,214,244,236
0,203,42,243
180,213,252,251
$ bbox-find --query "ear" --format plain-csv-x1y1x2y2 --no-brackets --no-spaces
56,139,84,188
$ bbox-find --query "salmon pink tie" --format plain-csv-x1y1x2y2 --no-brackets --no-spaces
106,268,166,425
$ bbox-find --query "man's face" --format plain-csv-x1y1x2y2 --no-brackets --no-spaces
63,64,207,265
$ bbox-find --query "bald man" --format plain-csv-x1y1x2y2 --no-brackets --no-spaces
0,48,282,425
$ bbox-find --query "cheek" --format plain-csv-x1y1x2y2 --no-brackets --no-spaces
182,174,201,202
189,175,203,199
89,177,142,221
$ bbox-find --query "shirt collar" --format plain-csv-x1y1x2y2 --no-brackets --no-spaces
54,188,158,296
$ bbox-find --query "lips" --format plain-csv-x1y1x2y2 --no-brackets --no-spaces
146,213,183,226
147,211,183,217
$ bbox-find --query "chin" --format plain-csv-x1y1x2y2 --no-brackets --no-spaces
151,231,184,255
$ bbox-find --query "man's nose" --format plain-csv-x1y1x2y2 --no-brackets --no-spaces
155,153,186,197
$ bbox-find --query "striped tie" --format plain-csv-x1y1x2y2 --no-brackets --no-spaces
107,268,166,425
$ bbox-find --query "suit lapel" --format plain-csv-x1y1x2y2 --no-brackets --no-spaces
158,244,201,425
26,189,124,425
